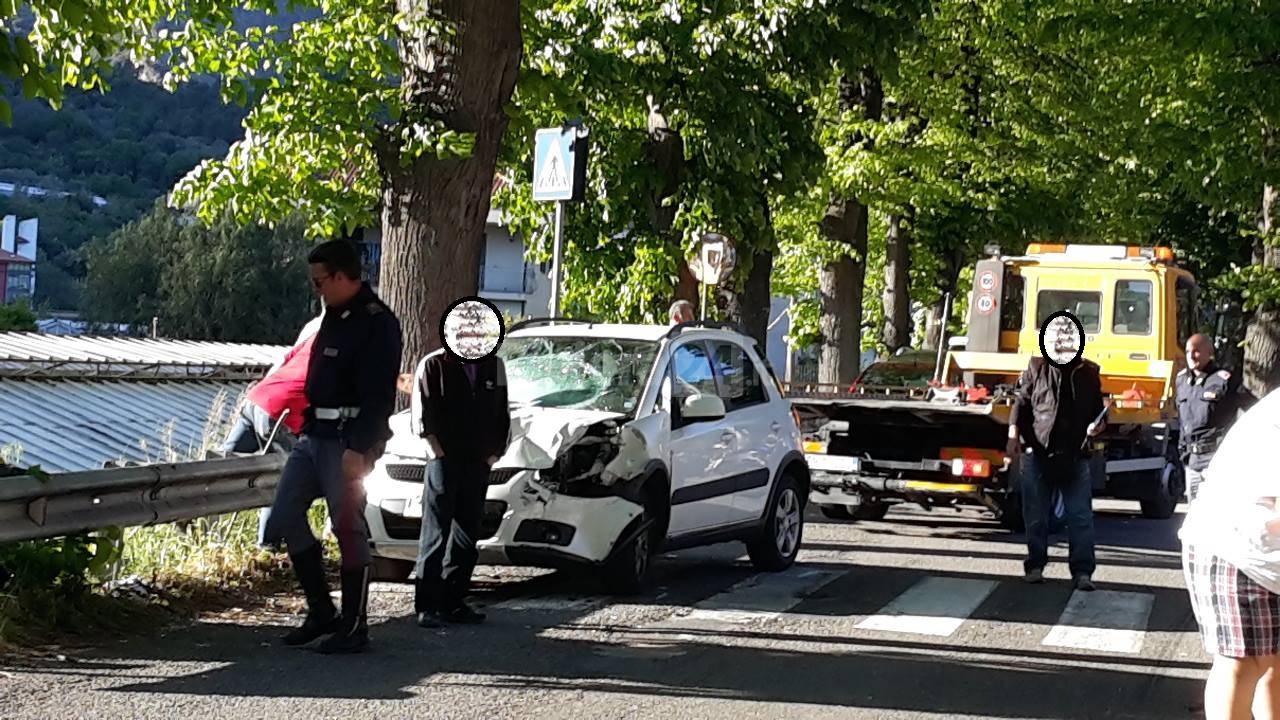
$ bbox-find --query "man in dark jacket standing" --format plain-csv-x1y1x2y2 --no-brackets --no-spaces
413,326,511,627
1176,333,1255,501
1007,323,1106,591
266,240,402,654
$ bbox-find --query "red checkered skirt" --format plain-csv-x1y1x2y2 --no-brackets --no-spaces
1184,543,1280,657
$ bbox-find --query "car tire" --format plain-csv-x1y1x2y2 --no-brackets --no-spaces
369,556,414,583
1140,460,1183,519
603,490,658,595
747,472,805,572
819,504,852,520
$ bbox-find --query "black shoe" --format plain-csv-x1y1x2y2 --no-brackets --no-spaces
283,611,342,646
282,544,339,646
318,566,371,654
416,611,444,629
442,603,485,625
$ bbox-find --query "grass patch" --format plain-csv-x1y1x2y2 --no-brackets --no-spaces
0,504,337,655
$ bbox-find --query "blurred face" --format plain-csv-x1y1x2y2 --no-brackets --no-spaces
1186,337,1213,372
443,299,504,361
671,304,694,324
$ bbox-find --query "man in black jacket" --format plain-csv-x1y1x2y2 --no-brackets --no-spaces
1007,346,1106,591
413,334,511,627
266,240,402,654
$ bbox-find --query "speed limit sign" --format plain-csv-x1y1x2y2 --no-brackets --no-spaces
978,270,997,292
976,294,996,315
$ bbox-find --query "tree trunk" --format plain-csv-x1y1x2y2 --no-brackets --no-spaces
882,213,911,352
645,93,698,310
817,69,882,385
718,194,775,351
378,0,522,371
818,199,868,385
1245,176,1280,396
922,248,962,350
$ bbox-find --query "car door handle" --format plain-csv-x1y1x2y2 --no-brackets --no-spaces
770,422,781,433
720,430,736,442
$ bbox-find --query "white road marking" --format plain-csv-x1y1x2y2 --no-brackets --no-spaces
856,577,998,636
489,596,600,612
659,566,846,627
1042,589,1154,654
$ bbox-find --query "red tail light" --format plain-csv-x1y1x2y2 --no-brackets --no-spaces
951,458,991,478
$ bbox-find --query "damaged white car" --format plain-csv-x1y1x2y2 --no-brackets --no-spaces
362,320,810,592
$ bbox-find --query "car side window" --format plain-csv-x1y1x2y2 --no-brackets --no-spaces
711,341,767,411
672,342,718,401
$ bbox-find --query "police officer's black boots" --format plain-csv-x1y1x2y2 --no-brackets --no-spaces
318,565,370,654
281,544,340,647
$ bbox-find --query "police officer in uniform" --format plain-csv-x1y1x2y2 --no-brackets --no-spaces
265,239,402,654
1176,333,1254,501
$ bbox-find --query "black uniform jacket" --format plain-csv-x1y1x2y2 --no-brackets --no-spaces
417,350,511,461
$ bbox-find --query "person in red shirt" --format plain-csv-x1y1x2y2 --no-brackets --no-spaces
220,313,323,455
218,312,323,547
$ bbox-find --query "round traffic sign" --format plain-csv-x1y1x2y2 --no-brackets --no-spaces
976,294,996,315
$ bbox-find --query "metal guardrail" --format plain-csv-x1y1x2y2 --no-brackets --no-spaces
0,454,287,543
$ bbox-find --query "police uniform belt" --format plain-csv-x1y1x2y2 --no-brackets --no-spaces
1189,439,1218,455
314,407,361,420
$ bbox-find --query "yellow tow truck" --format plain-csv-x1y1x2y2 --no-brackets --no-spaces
789,243,1197,529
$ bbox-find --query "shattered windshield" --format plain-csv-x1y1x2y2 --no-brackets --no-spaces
499,336,661,414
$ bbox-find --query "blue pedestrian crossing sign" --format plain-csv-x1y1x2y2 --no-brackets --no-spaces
533,126,584,202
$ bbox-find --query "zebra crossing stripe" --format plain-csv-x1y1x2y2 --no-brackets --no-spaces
855,577,998,636
674,567,845,625
1042,589,1154,654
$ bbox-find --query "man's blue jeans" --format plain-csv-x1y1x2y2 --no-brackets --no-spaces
1021,452,1096,577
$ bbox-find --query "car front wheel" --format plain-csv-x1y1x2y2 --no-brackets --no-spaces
747,473,804,571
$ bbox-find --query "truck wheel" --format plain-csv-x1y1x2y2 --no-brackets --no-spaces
850,501,890,521
819,504,852,520
370,556,414,583
747,473,805,571
998,493,1025,532
1139,461,1184,520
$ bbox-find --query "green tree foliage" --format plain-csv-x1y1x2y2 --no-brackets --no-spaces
498,0,921,347
0,69,247,310
83,203,315,343
0,298,35,331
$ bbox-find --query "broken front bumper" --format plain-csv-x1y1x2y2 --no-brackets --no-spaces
364,468,643,567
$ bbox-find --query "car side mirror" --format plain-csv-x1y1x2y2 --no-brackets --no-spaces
681,393,726,421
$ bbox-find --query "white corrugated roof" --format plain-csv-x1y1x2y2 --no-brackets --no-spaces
0,332,287,380
0,378,250,473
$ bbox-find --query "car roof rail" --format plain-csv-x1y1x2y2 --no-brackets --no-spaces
507,317,594,333
664,320,750,341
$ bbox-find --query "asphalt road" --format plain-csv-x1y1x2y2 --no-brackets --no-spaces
0,499,1205,719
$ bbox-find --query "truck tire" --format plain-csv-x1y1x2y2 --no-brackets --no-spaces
819,504,852,520
1139,460,1184,520
998,492,1025,532
747,472,805,571
370,556,414,583
850,501,890,521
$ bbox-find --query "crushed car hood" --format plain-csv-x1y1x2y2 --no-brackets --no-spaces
498,407,627,469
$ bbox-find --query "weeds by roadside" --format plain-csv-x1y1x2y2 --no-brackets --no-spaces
0,504,335,654
0,401,343,654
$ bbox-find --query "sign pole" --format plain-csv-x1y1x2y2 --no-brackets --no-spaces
551,199,565,317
